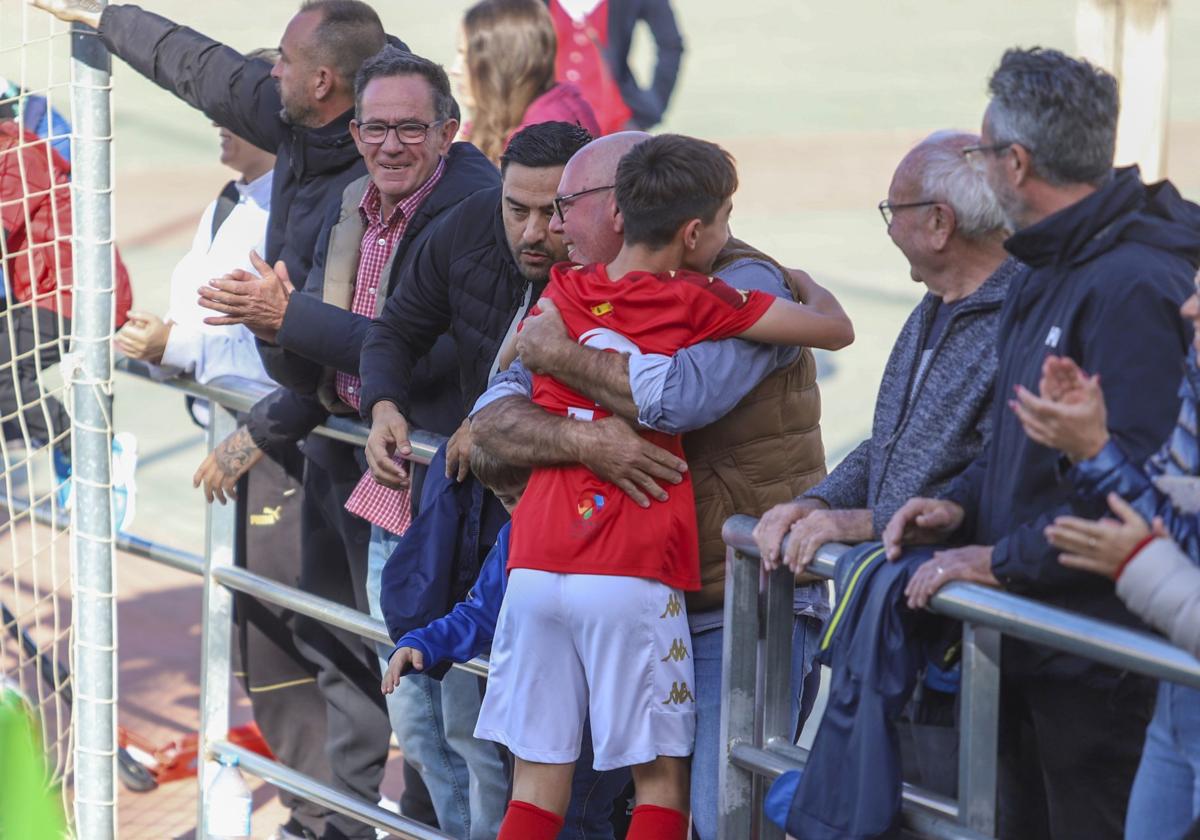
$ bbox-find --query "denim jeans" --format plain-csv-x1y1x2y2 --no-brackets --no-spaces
689,614,824,840
367,525,509,840
1125,681,1200,840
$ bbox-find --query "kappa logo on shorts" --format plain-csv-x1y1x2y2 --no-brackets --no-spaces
661,638,689,663
249,505,283,526
659,594,683,618
662,680,695,705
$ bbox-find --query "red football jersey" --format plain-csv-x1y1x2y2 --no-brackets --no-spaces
508,262,774,589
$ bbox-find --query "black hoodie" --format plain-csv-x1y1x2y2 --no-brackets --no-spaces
99,4,407,287
944,166,1200,682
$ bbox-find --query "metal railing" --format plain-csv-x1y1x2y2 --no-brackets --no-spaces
116,363,471,839
718,514,1200,840
112,362,1200,839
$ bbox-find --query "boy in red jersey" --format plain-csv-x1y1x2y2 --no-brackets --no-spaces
477,134,854,840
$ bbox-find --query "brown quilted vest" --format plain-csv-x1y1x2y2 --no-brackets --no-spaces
683,240,828,612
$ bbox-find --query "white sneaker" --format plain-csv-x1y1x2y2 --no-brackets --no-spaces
111,432,138,533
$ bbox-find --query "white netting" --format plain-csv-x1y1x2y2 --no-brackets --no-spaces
0,0,86,819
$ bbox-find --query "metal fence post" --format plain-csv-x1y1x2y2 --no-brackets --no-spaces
196,405,240,835
756,564,794,840
69,10,117,839
718,548,759,840
958,623,1001,835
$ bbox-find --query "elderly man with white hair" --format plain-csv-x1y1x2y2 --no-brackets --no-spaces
755,130,1019,577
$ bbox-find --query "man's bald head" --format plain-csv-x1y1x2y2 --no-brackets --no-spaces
550,131,652,264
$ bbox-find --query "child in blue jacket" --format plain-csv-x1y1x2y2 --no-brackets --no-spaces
380,449,527,688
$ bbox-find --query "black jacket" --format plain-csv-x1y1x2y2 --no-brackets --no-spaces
246,145,500,474
97,5,398,287
359,186,542,420
944,166,1200,681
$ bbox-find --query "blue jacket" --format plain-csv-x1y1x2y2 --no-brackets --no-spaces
942,166,1200,680
781,543,956,840
391,523,509,678
1069,349,1200,558
379,446,509,678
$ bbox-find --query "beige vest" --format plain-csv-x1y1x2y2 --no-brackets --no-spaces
316,175,404,415
683,241,828,612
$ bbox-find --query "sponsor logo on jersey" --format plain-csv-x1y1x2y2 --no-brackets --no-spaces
577,492,606,520
590,301,614,317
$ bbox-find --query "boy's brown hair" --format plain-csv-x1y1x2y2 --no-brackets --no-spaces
469,445,531,493
615,134,738,248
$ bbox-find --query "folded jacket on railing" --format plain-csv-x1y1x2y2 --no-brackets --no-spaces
780,542,958,840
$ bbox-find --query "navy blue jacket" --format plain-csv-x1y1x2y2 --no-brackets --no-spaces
785,543,955,840
943,167,1200,681
391,523,510,679
379,446,509,677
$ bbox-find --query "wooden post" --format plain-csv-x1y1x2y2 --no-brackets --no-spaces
1075,0,1171,180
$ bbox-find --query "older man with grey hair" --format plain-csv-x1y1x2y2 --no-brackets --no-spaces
754,130,1017,575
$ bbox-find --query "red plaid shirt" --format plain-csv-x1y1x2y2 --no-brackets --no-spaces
342,159,445,536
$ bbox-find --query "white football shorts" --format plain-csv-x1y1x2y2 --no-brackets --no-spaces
474,569,697,771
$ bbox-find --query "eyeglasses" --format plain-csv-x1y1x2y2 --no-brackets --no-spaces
354,119,444,145
553,185,614,222
878,199,939,227
961,142,1014,163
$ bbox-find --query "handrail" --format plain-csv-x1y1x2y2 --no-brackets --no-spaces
115,360,444,464
722,514,1200,690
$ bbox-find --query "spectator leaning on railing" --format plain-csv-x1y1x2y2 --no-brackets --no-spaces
470,130,852,840
1010,279,1200,838
199,47,500,840
882,47,1200,840
753,129,1017,795
113,52,335,840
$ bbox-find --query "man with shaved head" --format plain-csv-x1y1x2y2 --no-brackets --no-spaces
469,130,851,839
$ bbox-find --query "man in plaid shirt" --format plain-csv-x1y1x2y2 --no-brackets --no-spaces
198,47,501,838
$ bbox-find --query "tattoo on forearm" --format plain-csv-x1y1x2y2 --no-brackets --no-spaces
217,427,259,477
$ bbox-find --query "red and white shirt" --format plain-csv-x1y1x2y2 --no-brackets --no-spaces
507,262,774,590
342,159,445,536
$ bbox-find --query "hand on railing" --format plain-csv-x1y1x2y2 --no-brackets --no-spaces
752,498,828,571
882,498,964,561
193,425,265,504
367,401,412,489
904,545,998,610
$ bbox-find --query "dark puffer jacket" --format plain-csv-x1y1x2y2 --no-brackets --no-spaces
359,186,539,419
97,4,402,287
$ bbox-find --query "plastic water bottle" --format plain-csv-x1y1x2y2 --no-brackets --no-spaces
206,755,252,839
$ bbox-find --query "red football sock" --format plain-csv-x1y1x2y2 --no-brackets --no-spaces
627,804,689,840
497,799,564,840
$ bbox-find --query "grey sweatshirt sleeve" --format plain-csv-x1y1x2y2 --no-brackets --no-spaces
1117,538,1200,659
804,439,871,511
